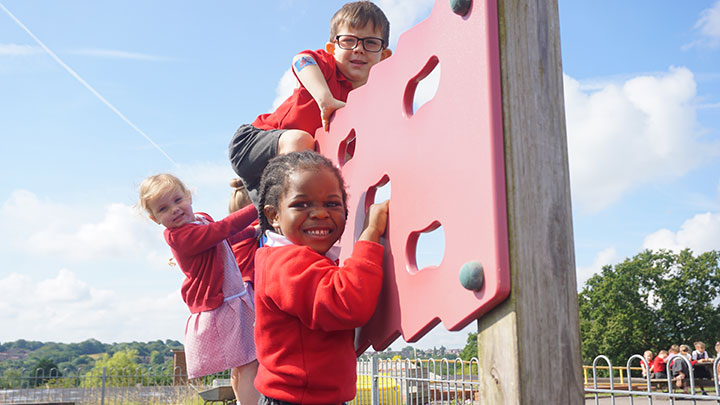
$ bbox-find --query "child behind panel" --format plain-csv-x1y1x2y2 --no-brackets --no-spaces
253,151,389,403
139,174,259,404
228,178,259,299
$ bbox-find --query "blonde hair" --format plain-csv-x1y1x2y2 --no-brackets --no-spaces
329,1,390,44
138,173,190,215
228,178,252,213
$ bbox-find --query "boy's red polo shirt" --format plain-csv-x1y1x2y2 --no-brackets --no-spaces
252,49,353,135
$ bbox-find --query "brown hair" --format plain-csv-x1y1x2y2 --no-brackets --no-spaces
138,173,190,215
329,1,390,45
229,178,253,213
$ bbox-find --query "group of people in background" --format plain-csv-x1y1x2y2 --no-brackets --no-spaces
137,2,394,404
640,341,718,394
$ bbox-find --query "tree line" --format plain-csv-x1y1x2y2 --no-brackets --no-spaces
0,338,183,377
578,249,720,366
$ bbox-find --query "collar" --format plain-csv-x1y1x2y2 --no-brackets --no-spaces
264,230,341,262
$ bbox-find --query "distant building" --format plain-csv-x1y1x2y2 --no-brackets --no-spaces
0,348,30,361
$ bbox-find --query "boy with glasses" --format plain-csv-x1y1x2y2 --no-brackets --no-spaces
229,1,392,205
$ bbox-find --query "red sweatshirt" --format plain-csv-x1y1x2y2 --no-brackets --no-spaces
230,219,259,285
164,205,257,313
253,239,384,403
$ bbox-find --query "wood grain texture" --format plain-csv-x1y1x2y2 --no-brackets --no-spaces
477,0,584,403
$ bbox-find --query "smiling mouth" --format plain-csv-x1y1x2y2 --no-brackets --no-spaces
304,228,333,237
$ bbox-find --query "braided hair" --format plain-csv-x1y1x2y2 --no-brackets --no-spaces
257,151,348,233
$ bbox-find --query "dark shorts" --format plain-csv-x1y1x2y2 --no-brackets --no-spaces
228,124,286,205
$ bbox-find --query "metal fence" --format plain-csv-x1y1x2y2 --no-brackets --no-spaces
352,356,480,405
586,354,720,404
0,365,216,404
0,356,481,404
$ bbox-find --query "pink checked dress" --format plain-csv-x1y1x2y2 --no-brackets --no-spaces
183,217,257,379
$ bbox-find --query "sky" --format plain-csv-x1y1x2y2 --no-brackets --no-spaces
0,1,718,351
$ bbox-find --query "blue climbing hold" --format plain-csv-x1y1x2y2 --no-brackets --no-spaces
459,261,484,291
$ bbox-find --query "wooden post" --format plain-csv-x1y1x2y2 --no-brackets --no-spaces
476,0,584,403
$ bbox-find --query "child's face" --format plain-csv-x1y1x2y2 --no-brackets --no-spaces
327,23,392,88
644,352,653,361
148,188,194,229
696,345,705,353
266,168,346,255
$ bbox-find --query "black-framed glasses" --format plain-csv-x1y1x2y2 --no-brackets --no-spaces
334,35,385,53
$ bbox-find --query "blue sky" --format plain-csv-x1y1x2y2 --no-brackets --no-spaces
0,1,718,351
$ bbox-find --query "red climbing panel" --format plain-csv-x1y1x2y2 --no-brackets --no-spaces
314,0,509,353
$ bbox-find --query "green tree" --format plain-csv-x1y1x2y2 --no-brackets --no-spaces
579,249,720,366
30,358,62,387
459,332,478,361
149,350,165,365
400,345,415,358
82,348,142,387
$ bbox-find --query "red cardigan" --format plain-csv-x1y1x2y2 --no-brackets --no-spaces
164,205,257,313
254,240,384,403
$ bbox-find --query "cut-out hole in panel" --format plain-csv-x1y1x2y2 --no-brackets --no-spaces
405,221,445,273
337,129,357,166
364,175,391,211
403,55,440,117
355,175,391,242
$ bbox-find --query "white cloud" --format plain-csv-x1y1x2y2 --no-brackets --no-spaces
576,247,618,289
36,269,92,303
375,0,434,45
1,189,165,261
564,67,719,213
691,0,720,49
270,68,298,112
69,48,169,61
2,160,238,265
0,269,187,343
0,43,42,56
642,212,720,254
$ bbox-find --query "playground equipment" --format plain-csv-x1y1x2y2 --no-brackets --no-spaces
316,0,583,402
316,0,509,353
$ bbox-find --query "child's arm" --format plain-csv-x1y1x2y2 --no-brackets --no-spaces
292,53,346,131
166,205,257,256
358,200,389,243
228,220,259,245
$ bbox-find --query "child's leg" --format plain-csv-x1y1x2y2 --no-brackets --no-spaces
230,360,259,405
229,125,288,206
277,129,314,154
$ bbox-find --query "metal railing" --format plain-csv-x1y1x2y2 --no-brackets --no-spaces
586,354,720,404
0,366,224,404
353,356,481,405
0,357,482,404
